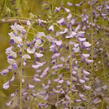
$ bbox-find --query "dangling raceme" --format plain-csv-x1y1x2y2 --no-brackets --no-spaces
0,4,94,109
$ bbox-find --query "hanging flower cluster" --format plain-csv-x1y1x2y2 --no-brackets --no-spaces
0,3,95,109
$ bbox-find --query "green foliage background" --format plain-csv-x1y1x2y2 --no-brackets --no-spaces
0,0,109,109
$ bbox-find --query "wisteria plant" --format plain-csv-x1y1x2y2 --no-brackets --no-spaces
0,0,109,109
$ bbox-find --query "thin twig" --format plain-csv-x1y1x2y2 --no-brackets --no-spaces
0,18,32,24
0,18,109,32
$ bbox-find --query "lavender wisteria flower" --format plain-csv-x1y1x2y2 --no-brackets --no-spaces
0,23,29,95
0,69,9,75
0,2,99,109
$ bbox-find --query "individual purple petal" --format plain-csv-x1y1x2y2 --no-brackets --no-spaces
50,44,57,52
38,47,44,52
83,70,90,76
36,69,42,73
78,37,86,42
84,85,91,90
28,84,35,89
106,5,109,10
0,69,9,75
67,13,72,20
35,52,43,58
8,56,14,59
83,76,89,81
46,35,54,42
57,79,64,84
85,59,93,64
6,100,13,106
32,62,46,69
10,75,15,82
66,31,77,38
53,88,60,93
10,39,15,45
93,98,101,104
22,54,31,60
71,18,76,25
26,20,31,26
64,8,70,13
48,25,54,31
75,1,84,7
79,79,85,84
67,2,73,6
42,84,49,89
55,7,61,12
75,99,82,103
77,31,85,37
66,80,71,86
3,81,10,89
8,66,12,71
82,53,90,58
51,59,56,64
27,47,36,54
38,103,48,108
83,41,91,48
75,25,81,32
37,19,47,25
56,28,68,36
8,32,17,37
8,58,16,65
52,64,63,70
12,63,18,70
72,70,77,75
40,67,49,78
52,53,60,59
60,57,65,62
33,77,41,82
23,61,27,66
54,40,62,46
79,93,86,101
57,18,66,25
82,14,89,22
34,38,43,47
73,47,80,53
6,46,13,54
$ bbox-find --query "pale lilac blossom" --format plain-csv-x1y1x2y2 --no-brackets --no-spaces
0,69,9,75
83,70,90,76
22,54,31,60
35,52,43,58
57,18,66,25
28,84,35,89
3,81,10,89
40,67,49,78
32,62,46,69
27,47,36,54
48,25,54,31
83,41,91,48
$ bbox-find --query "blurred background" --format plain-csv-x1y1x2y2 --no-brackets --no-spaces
0,0,109,109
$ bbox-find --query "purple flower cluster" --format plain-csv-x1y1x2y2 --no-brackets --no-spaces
0,3,99,109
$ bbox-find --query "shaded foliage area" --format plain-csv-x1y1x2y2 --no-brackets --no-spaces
0,0,109,109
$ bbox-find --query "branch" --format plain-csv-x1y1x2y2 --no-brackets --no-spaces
0,18,31,24
0,18,109,32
